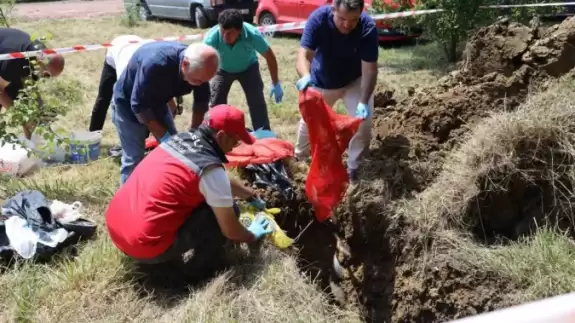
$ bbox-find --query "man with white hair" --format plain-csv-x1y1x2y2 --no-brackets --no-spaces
89,35,154,131
113,41,219,184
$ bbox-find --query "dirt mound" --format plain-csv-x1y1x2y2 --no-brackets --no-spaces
370,16,575,192
256,16,575,323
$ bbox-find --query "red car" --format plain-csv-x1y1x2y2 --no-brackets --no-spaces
255,0,421,41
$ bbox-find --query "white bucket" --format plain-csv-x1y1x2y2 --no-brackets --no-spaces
69,131,102,164
28,133,66,164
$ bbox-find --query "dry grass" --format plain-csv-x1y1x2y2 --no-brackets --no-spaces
396,75,575,302
0,15,446,322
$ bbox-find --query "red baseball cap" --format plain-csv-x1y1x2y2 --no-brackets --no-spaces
204,104,255,145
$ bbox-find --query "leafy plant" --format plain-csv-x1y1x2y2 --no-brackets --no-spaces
0,0,15,27
0,33,71,158
120,2,142,27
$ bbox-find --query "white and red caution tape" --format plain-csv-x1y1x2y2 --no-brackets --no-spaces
0,9,441,61
1,2,574,61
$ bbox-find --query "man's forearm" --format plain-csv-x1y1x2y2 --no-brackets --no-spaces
167,98,177,115
296,58,310,78
146,119,168,140
296,48,313,78
0,91,13,109
266,53,280,84
230,177,256,199
360,68,378,104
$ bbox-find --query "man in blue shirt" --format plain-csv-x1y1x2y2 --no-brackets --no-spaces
113,41,220,184
295,0,378,184
204,9,282,131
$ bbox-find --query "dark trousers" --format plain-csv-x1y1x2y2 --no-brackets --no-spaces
209,62,271,131
132,202,239,266
89,60,116,131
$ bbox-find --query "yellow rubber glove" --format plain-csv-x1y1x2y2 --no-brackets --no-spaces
239,206,294,249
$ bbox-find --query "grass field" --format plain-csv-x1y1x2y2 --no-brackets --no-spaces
0,16,451,322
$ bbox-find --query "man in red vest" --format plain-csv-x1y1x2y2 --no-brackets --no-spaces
105,104,271,275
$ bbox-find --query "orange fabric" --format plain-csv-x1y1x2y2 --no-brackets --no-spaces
298,89,363,222
145,137,294,168
226,138,293,168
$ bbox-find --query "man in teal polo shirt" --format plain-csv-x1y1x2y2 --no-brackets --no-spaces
203,9,282,131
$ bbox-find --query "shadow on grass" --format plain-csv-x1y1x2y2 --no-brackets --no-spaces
123,243,269,308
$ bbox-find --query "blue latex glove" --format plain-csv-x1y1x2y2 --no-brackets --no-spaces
247,214,274,239
355,103,370,119
296,75,312,91
248,196,266,211
269,82,284,103
160,132,171,143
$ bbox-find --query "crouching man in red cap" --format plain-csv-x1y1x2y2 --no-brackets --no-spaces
104,104,272,276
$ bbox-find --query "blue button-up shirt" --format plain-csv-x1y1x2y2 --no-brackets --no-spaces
113,41,210,128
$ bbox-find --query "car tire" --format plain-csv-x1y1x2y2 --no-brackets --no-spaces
194,6,209,29
138,1,153,21
259,12,276,37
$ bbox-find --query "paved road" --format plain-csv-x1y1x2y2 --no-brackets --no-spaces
14,0,124,20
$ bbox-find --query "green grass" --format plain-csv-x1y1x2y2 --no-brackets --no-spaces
0,15,447,322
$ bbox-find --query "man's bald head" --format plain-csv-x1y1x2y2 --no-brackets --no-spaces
181,42,219,86
39,54,65,78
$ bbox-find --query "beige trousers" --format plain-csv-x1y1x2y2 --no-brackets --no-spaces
294,77,374,170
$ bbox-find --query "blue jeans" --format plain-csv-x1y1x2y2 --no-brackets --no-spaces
112,103,176,185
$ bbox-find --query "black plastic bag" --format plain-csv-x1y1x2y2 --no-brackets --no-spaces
244,160,294,201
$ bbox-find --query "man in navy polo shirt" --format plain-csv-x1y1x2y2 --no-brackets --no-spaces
113,41,219,184
294,0,379,184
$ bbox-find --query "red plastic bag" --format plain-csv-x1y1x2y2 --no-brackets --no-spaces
298,89,363,222
145,136,293,168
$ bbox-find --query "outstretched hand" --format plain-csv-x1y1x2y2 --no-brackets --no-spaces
247,214,274,239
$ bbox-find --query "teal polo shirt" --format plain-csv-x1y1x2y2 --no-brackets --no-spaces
203,22,270,73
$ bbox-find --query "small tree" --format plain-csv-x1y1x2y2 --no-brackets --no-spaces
0,0,15,27
372,0,560,62
0,33,70,155
120,1,142,27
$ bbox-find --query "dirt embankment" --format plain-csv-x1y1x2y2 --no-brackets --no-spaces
370,16,575,193
260,16,575,323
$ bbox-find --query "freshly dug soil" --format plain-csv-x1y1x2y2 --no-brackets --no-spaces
259,16,575,323
370,16,575,192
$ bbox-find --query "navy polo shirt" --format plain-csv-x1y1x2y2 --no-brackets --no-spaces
300,6,379,90
113,41,210,125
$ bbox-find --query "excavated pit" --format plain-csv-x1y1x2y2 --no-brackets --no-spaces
253,16,575,323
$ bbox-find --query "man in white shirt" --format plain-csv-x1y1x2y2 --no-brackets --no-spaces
88,35,181,131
